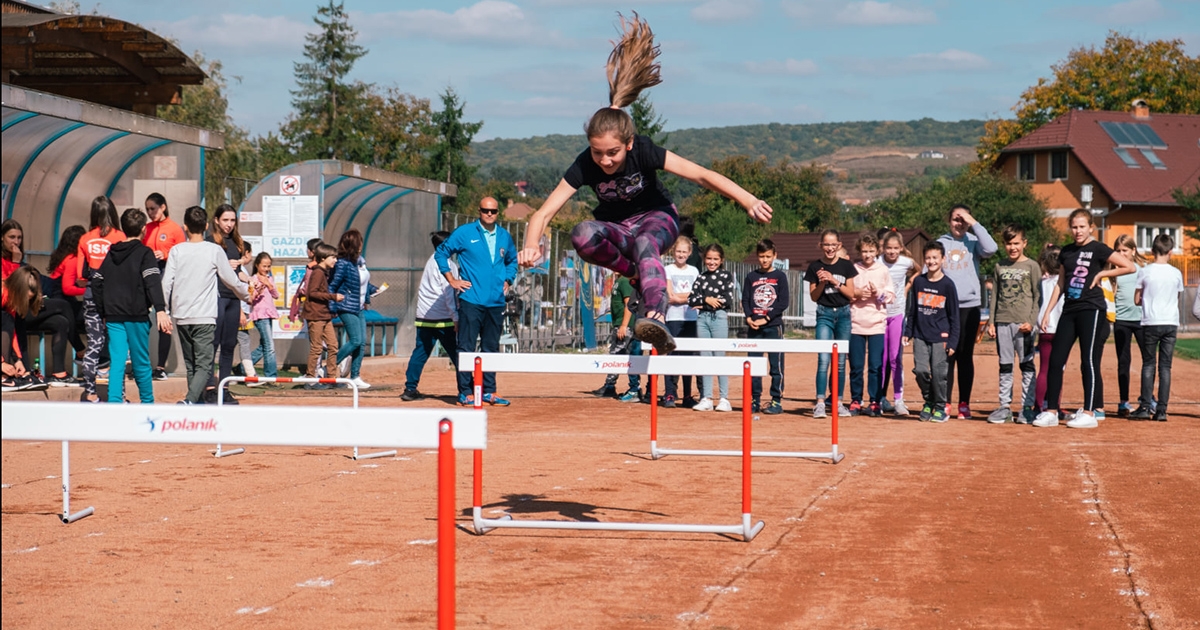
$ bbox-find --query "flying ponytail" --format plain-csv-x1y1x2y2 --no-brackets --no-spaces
584,12,662,143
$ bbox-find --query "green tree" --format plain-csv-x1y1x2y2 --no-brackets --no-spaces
282,0,371,161
630,94,668,146
866,170,1055,275
683,157,840,260
977,32,1200,168
364,86,434,176
157,54,259,210
1174,184,1200,254
424,87,483,206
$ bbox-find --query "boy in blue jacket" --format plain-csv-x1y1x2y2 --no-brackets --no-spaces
903,241,960,423
435,197,518,406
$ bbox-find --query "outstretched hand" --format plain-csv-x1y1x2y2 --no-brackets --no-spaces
517,247,542,268
746,199,773,224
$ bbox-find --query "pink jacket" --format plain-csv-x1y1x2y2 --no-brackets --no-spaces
249,274,280,321
850,260,895,335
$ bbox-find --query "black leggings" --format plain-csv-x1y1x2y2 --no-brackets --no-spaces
1046,309,1110,412
209,297,241,389
945,306,980,405
1113,320,1143,404
18,297,82,374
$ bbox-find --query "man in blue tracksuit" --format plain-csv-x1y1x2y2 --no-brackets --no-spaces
436,197,518,406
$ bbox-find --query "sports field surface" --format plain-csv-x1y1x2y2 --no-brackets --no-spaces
4,347,1198,629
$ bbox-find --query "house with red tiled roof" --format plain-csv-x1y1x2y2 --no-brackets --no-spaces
994,102,1200,254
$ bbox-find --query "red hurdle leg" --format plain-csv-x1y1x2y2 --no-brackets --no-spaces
438,419,455,630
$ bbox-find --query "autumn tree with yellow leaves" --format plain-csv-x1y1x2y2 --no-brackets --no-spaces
976,32,1200,169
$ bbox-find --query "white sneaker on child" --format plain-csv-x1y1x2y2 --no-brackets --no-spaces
1066,410,1097,428
715,398,732,412
1032,411,1059,427
350,376,371,390
692,398,714,412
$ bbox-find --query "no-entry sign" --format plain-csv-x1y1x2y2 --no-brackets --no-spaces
280,175,301,195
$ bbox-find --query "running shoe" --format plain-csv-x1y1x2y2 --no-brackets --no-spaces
764,400,783,415
1152,406,1168,422
681,396,699,409
1018,407,1037,425
482,393,510,406
591,385,617,397
618,389,641,403
1066,410,1098,428
715,398,732,412
751,399,760,414
880,399,895,414
351,377,371,390
918,405,933,422
1032,411,1060,427
692,397,714,412
45,373,80,388
634,317,676,355
305,383,332,391
811,401,827,419
1,377,18,392
837,403,851,418
1128,405,1153,420
867,402,882,417
848,400,862,416
16,375,49,391
153,367,168,381
893,400,909,416
1117,402,1131,418
457,393,475,406
987,408,1013,424
957,402,972,419
1093,409,1106,421
660,394,676,409
400,389,421,401
929,408,949,423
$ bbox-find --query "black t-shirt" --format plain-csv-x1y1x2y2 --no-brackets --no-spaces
206,233,245,300
563,135,673,222
1059,240,1114,314
804,258,859,307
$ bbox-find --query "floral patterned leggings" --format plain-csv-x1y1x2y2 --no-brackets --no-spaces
570,208,679,317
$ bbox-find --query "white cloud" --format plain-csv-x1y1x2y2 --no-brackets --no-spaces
744,58,820,75
691,0,762,22
357,1,563,46
835,49,993,75
1093,0,1167,23
146,14,312,53
782,0,936,26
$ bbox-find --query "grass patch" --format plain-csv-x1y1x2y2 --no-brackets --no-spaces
1175,338,1200,362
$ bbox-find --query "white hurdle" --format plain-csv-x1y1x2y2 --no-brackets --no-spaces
216,376,393,460
667,338,847,464
460,352,769,541
1,400,486,630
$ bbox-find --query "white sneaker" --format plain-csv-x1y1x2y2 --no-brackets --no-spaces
339,356,352,378
837,403,851,418
1032,411,1060,427
1066,410,1097,428
893,400,909,416
315,364,326,378
350,377,371,390
812,401,827,419
692,397,714,412
715,398,732,412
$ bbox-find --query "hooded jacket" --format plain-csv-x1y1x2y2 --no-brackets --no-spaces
92,240,166,323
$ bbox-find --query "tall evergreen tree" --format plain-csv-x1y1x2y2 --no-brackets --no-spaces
629,94,668,145
425,87,483,194
284,1,370,161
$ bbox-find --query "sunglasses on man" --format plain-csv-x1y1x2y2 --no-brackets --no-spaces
479,207,498,215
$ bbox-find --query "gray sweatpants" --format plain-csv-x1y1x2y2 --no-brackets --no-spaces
178,324,216,403
995,323,1036,409
912,338,949,407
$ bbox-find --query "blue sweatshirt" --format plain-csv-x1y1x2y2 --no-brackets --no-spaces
435,221,517,308
904,273,960,348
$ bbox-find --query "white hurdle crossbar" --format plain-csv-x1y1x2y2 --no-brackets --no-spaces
215,376,393,460
0,401,486,630
666,338,847,464
460,352,769,541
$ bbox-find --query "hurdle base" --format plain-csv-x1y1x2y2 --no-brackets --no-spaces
62,506,94,524
472,507,764,541
353,448,398,460
472,507,511,534
653,445,843,464
213,446,244,458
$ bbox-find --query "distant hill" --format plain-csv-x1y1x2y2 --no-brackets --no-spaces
469,118,986,176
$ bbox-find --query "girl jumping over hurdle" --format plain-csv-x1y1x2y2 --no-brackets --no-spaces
517,13,773,354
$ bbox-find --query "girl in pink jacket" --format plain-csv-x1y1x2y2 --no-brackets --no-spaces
849,234,895,416
248,252,280,379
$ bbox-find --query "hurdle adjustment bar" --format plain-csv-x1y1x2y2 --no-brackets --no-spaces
61,441,94,524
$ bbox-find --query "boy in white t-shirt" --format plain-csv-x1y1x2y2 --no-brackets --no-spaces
1130,234,1184,422
662,236,700,408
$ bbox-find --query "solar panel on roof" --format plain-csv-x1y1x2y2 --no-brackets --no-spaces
1100,121,1135,146
1133,124,1167,148
1122,123,1152,146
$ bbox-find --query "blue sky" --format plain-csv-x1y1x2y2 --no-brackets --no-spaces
66,0,1199,140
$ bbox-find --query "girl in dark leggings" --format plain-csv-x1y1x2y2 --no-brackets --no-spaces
1034,209,1135,429
205,204,250,402
1110,234,1147,416
515,14,772,355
